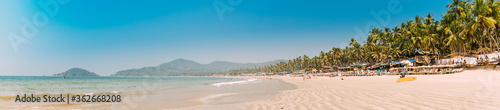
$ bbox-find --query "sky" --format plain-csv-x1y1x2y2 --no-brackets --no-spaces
0,0,451,76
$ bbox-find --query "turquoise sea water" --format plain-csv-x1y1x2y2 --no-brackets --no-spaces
0,76,296,109
0,76,230,96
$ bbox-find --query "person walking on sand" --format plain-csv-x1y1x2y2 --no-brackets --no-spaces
338,72,343,80
303,73,306,81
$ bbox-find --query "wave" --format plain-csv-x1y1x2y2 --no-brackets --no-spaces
211,78,261,87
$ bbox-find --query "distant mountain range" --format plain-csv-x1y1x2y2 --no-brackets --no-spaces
53,68,99,76
110,59,286,76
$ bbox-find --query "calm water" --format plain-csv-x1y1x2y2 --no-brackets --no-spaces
0,76,230,96
0,76,296,109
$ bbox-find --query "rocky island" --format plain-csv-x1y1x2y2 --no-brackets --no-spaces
52,68,99,76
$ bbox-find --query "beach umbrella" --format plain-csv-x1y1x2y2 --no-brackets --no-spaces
401,60,413,65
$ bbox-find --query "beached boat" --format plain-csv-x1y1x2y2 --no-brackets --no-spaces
396,77,417,82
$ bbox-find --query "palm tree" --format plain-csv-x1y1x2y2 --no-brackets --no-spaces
349,38,363,64
444,20,465,56
446,0,468,20
422,13,441,56
471,0,499,54
485,0,500,51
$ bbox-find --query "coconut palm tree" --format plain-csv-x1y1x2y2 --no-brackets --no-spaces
471,0,499,54
485,0,500,51
445,20,465,56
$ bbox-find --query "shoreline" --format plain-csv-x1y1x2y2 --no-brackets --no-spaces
0,77,296,110
184,78,296,110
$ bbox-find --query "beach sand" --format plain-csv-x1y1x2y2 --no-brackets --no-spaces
185,78,296,110
247,70,500,110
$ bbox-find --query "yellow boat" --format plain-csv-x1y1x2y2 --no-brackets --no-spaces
396,77,417,82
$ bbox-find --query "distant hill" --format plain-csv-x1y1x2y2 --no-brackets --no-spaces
53,68,99,76
111,59,286,76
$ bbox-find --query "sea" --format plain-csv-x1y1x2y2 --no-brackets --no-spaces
0,76,295,109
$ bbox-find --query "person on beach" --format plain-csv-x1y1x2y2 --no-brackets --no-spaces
338,72,343,80
303,74,306,81
485,56,489,64
400,71,406,78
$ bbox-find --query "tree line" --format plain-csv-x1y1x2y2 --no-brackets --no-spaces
228,0,500,75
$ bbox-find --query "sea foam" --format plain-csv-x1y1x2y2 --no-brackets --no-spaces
211,78,260,87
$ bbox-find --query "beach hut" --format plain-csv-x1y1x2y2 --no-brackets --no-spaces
485,52,500,63
401,60,414,66
414,50,437,65
310,68,318,73
321,65,334,72
472,52,500,66
369,64,380,70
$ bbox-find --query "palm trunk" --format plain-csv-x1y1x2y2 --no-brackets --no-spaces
482,23,500,53
462,43,466,56
496,28,499,51
479,28,483,54
472,34,476,54
488,33,498,53
490,28,500,50
491,38,493,52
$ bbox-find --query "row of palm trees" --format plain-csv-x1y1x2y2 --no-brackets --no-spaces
227,0,500,75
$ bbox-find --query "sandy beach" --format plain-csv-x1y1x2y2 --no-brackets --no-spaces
247,70,500,110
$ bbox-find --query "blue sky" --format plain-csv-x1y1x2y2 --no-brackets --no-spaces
0,0,451,76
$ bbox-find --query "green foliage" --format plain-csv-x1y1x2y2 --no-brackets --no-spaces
110,59,287,76
53,68,99,76
230,0,500,74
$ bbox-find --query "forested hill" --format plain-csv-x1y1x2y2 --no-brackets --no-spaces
110,59,286,76
53,68,99,76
